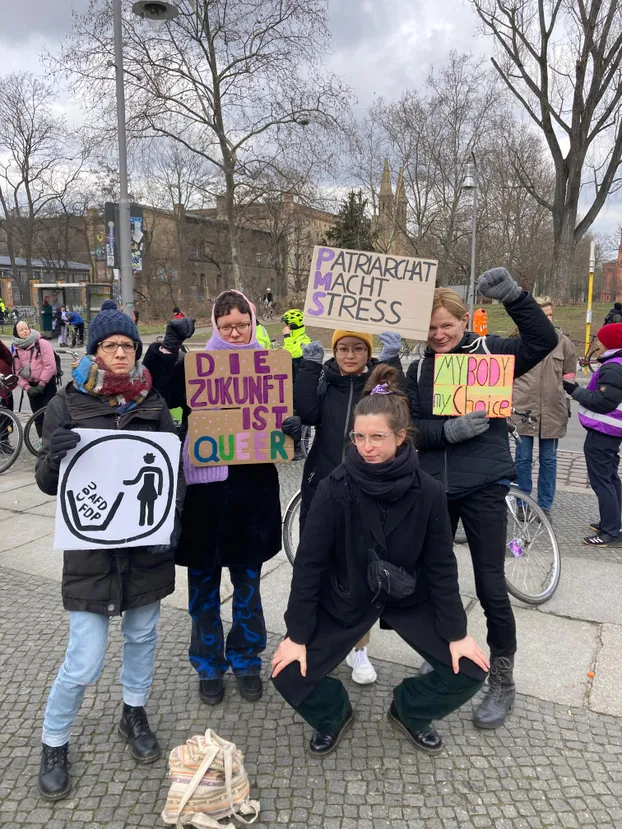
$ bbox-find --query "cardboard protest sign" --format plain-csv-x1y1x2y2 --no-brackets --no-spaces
433,354,515,418
54,429,181,551
184,349,293,466
304,245,438,340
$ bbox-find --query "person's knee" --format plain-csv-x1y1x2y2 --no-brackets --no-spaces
64,648,105,687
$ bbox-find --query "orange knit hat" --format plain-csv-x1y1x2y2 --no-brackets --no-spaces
331,329,373,359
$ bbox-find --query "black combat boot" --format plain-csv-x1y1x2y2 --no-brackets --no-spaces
473,655,516,729
38,743,70,801
118,704,160,763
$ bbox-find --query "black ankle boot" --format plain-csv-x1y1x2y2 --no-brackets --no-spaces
473,655,516,729
236,675,263,702
118,704,160,763
309,705,354,756
199,678,225,705
38,743,70,801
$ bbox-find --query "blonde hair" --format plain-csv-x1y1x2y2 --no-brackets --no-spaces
535,295,553,309
432,287,468,320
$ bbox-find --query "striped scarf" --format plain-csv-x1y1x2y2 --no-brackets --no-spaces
72,354,152,414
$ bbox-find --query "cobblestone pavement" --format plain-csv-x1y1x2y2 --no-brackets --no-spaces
1,568,622,829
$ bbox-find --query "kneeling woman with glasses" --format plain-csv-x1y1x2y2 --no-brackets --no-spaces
144,290,281,706
272,364,488,757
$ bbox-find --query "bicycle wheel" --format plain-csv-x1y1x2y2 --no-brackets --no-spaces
586,347,600,373
504,488,560,604
24,406,46,456
300,425,315,459
283,489,302,565
0,408,24,473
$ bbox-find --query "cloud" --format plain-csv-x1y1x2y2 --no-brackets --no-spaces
327,0,491,107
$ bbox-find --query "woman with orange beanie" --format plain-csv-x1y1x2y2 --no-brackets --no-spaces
283,327,403,683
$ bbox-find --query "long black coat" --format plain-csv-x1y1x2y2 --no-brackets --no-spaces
273,462,486,708
35,384,178,616
143,343,281,569
407,291,557,494
294,355,403,523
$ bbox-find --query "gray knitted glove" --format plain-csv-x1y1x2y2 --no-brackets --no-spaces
443,411,490,444
477,267,522,305
379,331,402,361
302,340,325,364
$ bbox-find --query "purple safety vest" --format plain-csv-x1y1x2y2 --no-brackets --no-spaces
578,356,622,437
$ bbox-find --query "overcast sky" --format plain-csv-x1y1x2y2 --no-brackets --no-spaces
1,0,621,237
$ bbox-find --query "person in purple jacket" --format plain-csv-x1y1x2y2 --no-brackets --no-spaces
563,323,622,546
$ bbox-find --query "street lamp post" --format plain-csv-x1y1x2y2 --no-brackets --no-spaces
462,153,478,327
112,0,178,318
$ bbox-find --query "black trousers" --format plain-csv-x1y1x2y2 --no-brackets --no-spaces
294,649,483,735
584,430,622,537
447,484,517,658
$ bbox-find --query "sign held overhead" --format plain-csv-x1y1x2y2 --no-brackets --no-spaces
304,245,438,340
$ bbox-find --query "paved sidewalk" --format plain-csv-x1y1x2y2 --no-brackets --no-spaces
0,458,621,828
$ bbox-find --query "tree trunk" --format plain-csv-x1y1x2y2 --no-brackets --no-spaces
223,168,243,292
550,213,576,304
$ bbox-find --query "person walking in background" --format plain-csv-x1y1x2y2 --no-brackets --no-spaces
407,269,556,729
58,307,69,347
41,297,53,339
34,300,177,801
563,323,622,547
12,320,58,416
282,327,403,685
272,364,488,757
144,290,281,707
512,297,576,517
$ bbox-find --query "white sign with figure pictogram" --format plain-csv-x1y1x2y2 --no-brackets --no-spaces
54,429,181,551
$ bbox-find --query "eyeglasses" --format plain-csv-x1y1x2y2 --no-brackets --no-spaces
349,431,395,447
336,345,367,356
98,340,138,354
218,323,251,335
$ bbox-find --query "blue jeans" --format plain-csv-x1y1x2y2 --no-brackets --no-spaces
42,602,161,747
514,436,558,511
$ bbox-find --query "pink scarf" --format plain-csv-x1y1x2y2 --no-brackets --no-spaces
184,289,259,485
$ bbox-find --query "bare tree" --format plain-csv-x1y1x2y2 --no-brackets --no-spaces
53,0,349,292
471,0,622,300
0,72,85,303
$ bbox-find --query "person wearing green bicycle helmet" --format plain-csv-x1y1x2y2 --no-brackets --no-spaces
281,309,311,460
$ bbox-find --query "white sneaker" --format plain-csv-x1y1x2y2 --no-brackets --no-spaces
345,647,378,684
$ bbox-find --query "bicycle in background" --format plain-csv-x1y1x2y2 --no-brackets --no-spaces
0,374,24,473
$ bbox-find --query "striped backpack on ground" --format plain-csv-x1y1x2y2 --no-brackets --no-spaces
162,729,260,829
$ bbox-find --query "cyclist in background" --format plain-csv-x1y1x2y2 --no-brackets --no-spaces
281,309,311,461
66,310,85,346
263,288,273,308
604,303,622,326
172,307,185,319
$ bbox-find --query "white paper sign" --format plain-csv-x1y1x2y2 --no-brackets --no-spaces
54,429,181,551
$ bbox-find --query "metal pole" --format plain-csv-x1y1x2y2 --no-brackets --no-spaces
113,0,133,318
585,241,596,358
467,157,478,327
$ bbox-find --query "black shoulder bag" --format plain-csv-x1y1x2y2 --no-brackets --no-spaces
357,501,418,603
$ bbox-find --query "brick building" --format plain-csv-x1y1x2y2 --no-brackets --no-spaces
601,231,622,302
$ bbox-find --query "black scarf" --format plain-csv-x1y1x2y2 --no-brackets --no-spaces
343,443,419,502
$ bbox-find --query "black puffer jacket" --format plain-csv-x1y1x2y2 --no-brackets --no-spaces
294,355,403,522
35,384,178,615
407,291,557,494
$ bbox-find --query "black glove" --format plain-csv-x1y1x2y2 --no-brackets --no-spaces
563,380,579,397
27,384,45,397
48,424,81,466
161,318,196,353
281,415,302,441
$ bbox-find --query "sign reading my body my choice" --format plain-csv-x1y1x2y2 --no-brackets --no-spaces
433,353,515,418
304,245,438,340
184,349,294,466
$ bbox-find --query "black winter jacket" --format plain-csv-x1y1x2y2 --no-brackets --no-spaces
35,384,178,615
574,351,622,414
294,355,403,520
407,291,557,494
143,343,282,568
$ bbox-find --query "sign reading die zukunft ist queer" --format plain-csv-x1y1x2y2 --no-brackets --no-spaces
184,349,294,466
433,354,515,418
304,245,438,340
